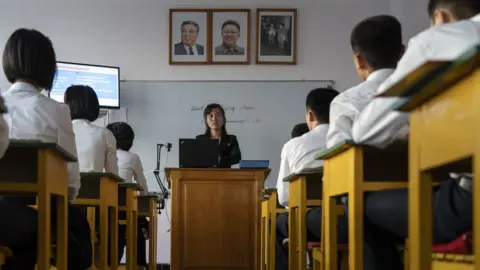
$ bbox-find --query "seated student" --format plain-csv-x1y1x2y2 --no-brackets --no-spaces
351,0,478,268
326,15,404,147
275,88,347,270
64,85,118,173
106,122,148,267
0,28,92,270
291,122,309,138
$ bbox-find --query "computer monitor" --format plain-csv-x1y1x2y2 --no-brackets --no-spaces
50,61,120,109
179,138,219,168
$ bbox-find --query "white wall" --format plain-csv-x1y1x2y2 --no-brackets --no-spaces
0,0,429,263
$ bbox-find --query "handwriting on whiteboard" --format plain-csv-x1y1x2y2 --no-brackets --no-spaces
191,104,256,113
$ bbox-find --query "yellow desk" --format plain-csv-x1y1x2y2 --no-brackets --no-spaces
74,172,124,270
392,46,480,270
0,140,75,270
317,140,408,270
283,168,323,270
138,192,161,270
118,182,143,270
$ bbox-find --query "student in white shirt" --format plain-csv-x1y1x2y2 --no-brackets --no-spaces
327,15,404,147
0,97,9,159
275,88,348,270
0,28,91,270
106,122,148,267
64,85,118,174
352,1,478,268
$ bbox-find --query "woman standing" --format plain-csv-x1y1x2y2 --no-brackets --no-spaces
196,103,242,168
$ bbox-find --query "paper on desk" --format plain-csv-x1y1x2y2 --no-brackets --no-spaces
108,107,128,123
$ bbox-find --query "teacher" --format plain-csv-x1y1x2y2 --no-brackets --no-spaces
196,103,242,168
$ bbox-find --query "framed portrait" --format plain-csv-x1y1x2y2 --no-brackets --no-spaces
211,9,251,64
169,9,210,65
256,9,297,65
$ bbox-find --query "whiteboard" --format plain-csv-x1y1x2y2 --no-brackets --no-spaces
119,80,333,263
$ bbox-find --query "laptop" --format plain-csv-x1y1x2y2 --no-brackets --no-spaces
179,138,219,168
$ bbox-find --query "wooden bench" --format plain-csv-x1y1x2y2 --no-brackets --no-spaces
118,182,143,270
389,45,480,270
0,140,75,270
138,192,161,270
74,172,124,270
317,140,408,270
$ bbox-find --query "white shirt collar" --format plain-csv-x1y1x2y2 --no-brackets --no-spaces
72,119,91,125
366,69,395,83
309,123,329,134
8,82,40,93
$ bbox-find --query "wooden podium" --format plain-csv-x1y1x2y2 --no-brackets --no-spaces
166,168,270,270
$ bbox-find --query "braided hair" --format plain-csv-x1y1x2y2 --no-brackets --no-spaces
106,122,135,151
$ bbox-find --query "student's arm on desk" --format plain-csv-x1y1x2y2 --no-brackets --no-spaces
326,100,355,148
276,144,291,208
104,129,119,174
57,105,81,200
351,38,427,148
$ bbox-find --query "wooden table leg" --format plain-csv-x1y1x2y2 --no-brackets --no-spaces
110,205,119,270
55,195,68,270
37,193,51,270
324,196,337,270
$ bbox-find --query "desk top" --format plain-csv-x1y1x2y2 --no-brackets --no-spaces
138,192,161,199
165,167,271,178
316,140,408,160
282,167,323,182
396,45,480,112
80,172,125,182
9,139,77,162
119,182,144,191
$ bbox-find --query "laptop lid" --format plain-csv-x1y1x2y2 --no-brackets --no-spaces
179,138,219,168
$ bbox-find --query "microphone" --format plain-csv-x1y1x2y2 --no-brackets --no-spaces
166,143,172,152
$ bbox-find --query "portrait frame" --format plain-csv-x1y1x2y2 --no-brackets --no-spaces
169,9,211,65
255,8,297,65
210,9,251,65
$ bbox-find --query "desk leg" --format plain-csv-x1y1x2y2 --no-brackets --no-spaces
324,196,337,270
37,193,51,270
474,155,480,270
260,216,266,270
55,195,68,270
348,190,363,270
268,212,276,270
99,203,109,269
298,199,307,270
87,207,97,270
110,206,119,270
133,210,138,267
288,207,298,270
148,203,156,270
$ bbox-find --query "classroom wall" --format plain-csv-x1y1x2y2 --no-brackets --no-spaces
0,0,430,264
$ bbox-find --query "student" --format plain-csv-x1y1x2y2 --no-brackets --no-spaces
106,122,148,267
275,88,348,270
290,122,309,138
1,28,92,270
326,15,403,147
351,0,479,268
64,85,118,174
0,97,9,158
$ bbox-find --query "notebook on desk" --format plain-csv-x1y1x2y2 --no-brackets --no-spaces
179,138,219,168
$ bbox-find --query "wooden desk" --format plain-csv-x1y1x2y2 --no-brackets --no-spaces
0,140,76,270
392,45,480,270
260,188,286,270
166,168,270,270
138,192,161,270
283,167,323,270
317,140,408,270
74,172,124,270
118,182,143,270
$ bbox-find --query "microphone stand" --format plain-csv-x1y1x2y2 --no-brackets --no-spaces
153,144,170,209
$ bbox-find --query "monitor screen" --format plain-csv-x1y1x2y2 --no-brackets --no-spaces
50,62,120,108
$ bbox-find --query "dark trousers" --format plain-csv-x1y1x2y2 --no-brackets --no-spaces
0,198,92,270
118,216,148,266
275,207,349,270
362,179,472,270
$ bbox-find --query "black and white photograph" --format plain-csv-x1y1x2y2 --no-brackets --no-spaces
169,9,210,65
256,9,297,65
211,9,250,64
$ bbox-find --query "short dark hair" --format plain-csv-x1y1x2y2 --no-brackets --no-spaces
106,122,135,151
428,0,480,20
203,103,228,137
181,21,200,32
221,20,241,32
350,15,403,70
64,85,100,122
305,88,339,123
2,28,57,90
291,123,309,138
